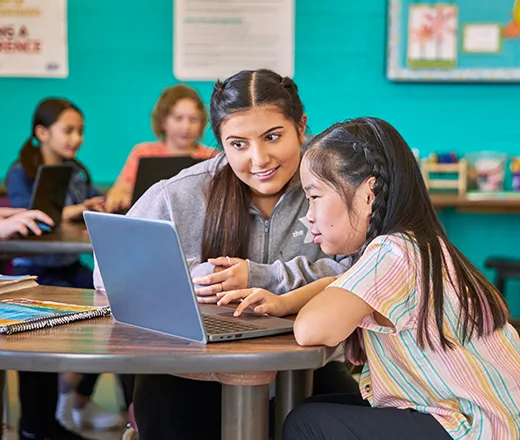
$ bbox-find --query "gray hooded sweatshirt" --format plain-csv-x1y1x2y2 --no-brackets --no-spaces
93,154,352,293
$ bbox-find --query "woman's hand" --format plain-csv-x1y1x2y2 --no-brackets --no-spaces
192,257,249,303
216,288,288,317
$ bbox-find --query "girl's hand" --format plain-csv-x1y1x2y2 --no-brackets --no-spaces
0,209,54,239
63,196,106,222
216,288,288,317
62,204,87,222
0,207,26,219
105,185,132,213
192,257,249,303
84,196,106,212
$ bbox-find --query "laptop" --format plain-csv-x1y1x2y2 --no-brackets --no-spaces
29,164,74,232
131,156,202,205
83,211,294,343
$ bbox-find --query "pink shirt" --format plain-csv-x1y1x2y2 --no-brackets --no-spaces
330,234,520,439
118,141,217,186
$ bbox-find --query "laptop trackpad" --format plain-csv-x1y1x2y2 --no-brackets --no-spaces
210,307,291,326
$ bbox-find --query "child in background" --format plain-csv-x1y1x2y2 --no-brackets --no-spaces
7,98,121,439
219,117,520,440
104,84,216,212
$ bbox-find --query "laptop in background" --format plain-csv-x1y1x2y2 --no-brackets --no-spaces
84,211,294,344
29,164,73,231
131,156,202,205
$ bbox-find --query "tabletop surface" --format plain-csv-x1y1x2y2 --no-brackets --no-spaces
0,222,92,255
0,286,329,374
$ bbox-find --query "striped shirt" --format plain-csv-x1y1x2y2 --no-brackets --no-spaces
330,234,520,439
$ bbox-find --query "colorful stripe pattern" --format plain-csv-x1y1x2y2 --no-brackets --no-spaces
331,234,520,439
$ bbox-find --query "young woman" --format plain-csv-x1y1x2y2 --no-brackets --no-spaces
94,69,358,439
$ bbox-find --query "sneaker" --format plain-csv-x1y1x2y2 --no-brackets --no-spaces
52,422,93,440
19,423,90,440
55,392,75,431
72,401,123,430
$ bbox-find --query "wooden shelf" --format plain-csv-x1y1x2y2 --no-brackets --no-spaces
430,194,520,213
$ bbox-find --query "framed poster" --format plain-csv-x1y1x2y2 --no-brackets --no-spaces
0,0,68,78
174,0,294,81
388,0,520,81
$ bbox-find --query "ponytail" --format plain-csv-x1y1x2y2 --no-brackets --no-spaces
20,137,43,181
201,163,251,261
19,137,92,184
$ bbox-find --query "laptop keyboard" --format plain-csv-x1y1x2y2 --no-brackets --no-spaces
203,315,266,335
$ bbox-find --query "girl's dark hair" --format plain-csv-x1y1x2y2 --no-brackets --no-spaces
304,117,509,359
20,98,91,182
201,69,305,261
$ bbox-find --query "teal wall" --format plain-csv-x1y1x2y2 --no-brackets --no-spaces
2,0,520,311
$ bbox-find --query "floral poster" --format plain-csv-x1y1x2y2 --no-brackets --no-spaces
407,4,458,69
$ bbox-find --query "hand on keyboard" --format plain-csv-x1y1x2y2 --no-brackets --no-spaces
216,288,287,317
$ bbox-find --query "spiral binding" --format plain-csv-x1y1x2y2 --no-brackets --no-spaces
0,306,112,335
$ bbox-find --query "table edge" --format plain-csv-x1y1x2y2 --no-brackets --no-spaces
0,347,329,374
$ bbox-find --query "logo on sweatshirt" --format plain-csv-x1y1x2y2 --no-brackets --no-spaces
297,217,314,244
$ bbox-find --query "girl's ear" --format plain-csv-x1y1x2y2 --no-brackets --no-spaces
298,114,308,144
34,125,49,144
365,176,377,208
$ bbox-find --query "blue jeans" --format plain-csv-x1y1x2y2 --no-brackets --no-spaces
13,261,94,289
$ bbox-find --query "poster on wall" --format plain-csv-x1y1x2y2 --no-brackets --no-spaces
0,0,68,78
174,0,294,81
388,0,520,81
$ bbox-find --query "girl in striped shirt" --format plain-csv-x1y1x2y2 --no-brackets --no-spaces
218,117,520,439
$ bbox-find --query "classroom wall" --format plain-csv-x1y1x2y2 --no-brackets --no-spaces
2,0,520,310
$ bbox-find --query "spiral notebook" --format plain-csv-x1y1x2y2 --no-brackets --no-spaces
0,298,111,335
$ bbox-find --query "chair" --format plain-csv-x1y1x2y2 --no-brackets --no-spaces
484,258,520,333
484,257,520,297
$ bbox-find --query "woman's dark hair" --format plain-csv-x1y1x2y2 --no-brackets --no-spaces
201,69,305,261
20,98,91,182
304,117,509,359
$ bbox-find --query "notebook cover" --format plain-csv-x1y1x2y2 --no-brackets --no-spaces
0,298,111,335
0,276,39,295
